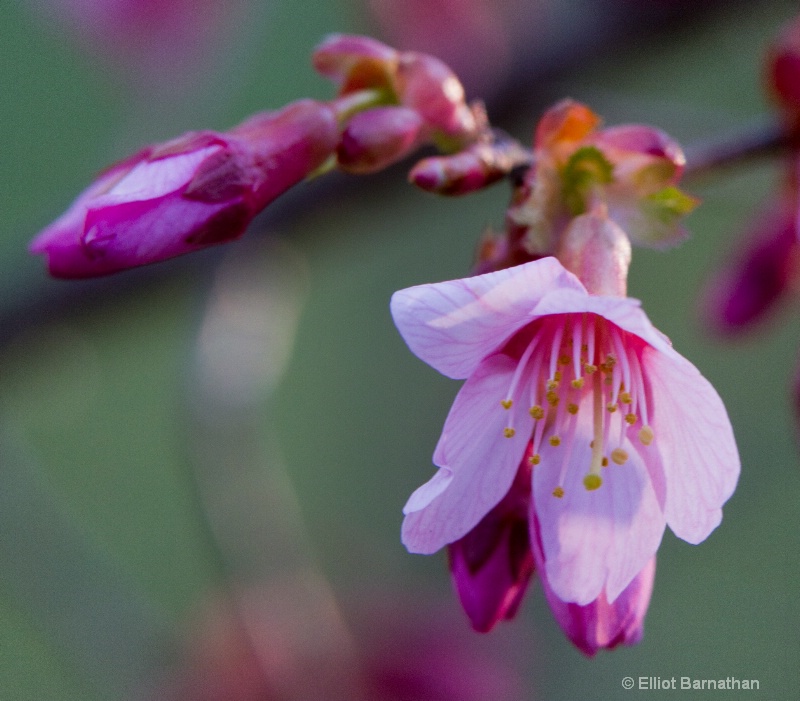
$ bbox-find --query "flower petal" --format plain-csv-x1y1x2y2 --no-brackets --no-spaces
644,347,740,544
532,407,665,605
529,287,673,355
391,257,585,379
402,354,530,553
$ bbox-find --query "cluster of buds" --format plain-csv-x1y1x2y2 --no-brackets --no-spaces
31,34,509,279
475,100,698,280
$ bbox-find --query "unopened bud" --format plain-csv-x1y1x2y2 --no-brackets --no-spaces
557,211,631,296
312,33,399,95
337,106,426,174
767,14,800,123
410,139,531,195
395,53,476,138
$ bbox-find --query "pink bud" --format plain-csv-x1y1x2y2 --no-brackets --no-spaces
543,556,656,657
767,14,800,124
701,195,798,334
447,461,534,633
395,53,476,138
337,106,426,174
312,34,399,95
592,125,686,188
556,211,632,296
30,100,338,278
410,140,530,195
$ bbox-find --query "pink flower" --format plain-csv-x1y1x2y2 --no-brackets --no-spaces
30,100,338,278
391,257,738,643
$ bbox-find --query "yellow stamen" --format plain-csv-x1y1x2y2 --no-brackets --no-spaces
558,354,570,366
619,391,632,404
530,405,545,420
567,403,579,415
503,427,516,438
500,399,513,410
611,448,628,465
601,457,609,467
552,486,565,498
547,378,559,391
554,371,563,381
571,377,585,389
546,390,560,406
625,412,637,425
583,474,602,490
549,435,561,447
606,402,617,413
584,363,597,374
529,453,541,465
638,426,654,445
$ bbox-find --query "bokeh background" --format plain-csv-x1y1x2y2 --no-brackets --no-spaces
1,0,799,699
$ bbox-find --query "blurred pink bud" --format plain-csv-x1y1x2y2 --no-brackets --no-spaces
767,13,800,126
337,106,426,174
312,34,399,95
30,100,338,278
30,0,251,87
447,461,534,632
538,549,656,657
702,195,799,334
410,140,531,195
395,53,476,138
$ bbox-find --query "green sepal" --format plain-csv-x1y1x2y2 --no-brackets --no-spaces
561,146,614,215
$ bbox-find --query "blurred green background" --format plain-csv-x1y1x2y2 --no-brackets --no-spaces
1,0,799,699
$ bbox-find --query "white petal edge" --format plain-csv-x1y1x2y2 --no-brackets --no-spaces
391,257,586,379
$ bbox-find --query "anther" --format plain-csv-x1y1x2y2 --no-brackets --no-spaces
583,474,602,491
547,379,559,391
611,448,628,465
546,390,560,406
606,402,617,413
530,405,545,420
571,377,585,389
552,486,565,498
638,426,654,446
503,427,516,438
500,399,513,410
625,412,637,425
619,391,632,404
601,457,609,467
567,403,579,415
584,363,597,374
529,453,541,465
549,435,561,447
558,354,570,366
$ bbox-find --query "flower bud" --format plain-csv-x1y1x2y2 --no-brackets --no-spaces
701,195,798,334
447,461,534,633
30,100,338,278
557,211,632,297
543,557,656,657
337,106,426,174
312,34,399,95
395,53,476,139
410,139,530,195
767,13,800,127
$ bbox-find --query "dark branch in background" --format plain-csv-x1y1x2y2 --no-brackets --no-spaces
684,118,789,179
0,0,753,347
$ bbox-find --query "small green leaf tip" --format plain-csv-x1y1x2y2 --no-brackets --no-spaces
561,146,615,215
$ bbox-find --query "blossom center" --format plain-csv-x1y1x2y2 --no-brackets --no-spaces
499,312,653,496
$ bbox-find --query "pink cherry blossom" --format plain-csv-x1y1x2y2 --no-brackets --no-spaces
391,257,739,610
30,100,338,278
